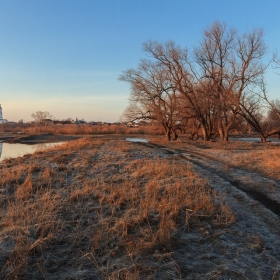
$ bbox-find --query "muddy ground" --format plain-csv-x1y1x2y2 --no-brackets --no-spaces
0,135,280,279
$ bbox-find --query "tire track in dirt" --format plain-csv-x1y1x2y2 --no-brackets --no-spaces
134,141,280,278
181,151,280,217
137,141,280,217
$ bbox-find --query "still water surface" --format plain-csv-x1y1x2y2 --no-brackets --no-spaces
125,138,149,143
229,137,280,143
0,142,63,162
126,137,280,143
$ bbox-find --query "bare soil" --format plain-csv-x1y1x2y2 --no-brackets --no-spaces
0,135,279,279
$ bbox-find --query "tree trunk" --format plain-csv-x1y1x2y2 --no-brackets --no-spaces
224,133,229,141
260,134,267,143
223,129,229,141
166,132,171,141
164,127,172,141
201,125,211,141
172,132,178,141
218,123,230,141
218,124,224,141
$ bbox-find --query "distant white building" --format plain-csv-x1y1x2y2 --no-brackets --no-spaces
0,104,8,124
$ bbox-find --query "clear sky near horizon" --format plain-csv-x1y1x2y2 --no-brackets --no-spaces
0,1,280,122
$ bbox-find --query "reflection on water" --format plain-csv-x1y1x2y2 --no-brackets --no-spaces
125,137,280,144
0,142,64,162
229,137,280,143
125,138,149,143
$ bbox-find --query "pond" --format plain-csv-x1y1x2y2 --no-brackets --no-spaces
125,138,149,143
0,142,64,162
125,137,280,144
229,137,280,143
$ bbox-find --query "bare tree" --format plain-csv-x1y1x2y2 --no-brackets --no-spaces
194,22,267,141
273,53,280,72
143,41,218,141
120,57,183,140
120,22,267,142
263,94,280,120
31,111,54,123
265,101,280,138
240,80,280,142
143,23,267,141
239,94,270,142
270,99,280,119
185,117,201,140
261,54,280,122
230,114,251,135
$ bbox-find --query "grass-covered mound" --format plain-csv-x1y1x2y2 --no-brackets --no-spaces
0,138,234,279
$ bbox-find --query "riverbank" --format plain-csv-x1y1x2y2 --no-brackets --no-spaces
0,133,82,144
0,136,279,279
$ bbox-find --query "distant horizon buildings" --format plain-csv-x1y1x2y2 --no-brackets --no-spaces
0,104,8,124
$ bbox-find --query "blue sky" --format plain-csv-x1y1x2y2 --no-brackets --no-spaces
0,1,280,122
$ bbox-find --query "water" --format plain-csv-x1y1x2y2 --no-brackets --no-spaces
125,137,280,144
125,138,149,143
229,137,280,143
0,142,64,162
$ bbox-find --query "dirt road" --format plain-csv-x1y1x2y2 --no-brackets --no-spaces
135,140,280,279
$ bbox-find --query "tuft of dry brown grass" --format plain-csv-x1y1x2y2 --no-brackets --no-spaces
239,148,280,179
0,137,235,279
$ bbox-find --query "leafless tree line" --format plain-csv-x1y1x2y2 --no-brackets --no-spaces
120,22,280,142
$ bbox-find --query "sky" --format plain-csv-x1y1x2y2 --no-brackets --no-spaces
0,1,280,122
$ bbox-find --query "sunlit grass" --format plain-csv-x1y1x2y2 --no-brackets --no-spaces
0,137,234,279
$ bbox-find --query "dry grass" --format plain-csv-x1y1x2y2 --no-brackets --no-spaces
0,137,235,279
151,136,280,181
230,148,280,179
0,123,164,136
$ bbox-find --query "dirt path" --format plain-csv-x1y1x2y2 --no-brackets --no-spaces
141,141,280,213
134,141,280,279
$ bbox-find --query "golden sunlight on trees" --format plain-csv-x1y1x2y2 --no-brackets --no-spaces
121,21,272,141
120,42,187,141
194,22,266,141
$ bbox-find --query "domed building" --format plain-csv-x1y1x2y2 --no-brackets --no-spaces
0,104,8,124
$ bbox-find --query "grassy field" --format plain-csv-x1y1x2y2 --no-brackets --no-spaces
151,137,280,181
0,137,235,279
0,123,163,136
